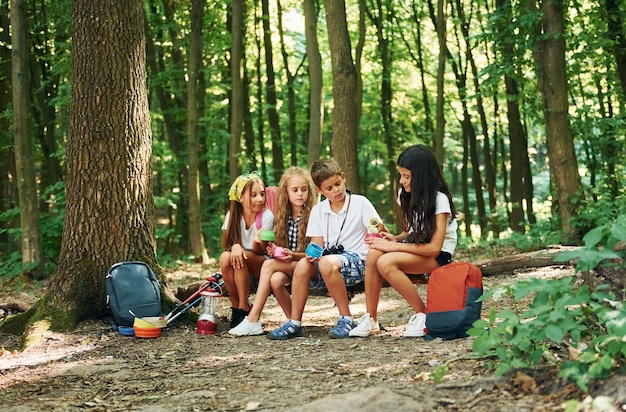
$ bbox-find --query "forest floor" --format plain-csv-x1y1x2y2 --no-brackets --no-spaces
1,261,625,411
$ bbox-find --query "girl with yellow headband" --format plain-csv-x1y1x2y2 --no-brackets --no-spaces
219,172,275,328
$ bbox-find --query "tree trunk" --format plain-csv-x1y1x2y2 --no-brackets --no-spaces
454,0,496,237
34,0,170,331
229,0,245,178
186,0,209,264
495,0,528,234
368,0,396,218
605,0,626,103
325,0,360,192
277,0,300,167
262,0,284,177
434,0,446,164
144,4,189,255
304,0,323,166
10,0,44,279
1,0,16,247
531,0,583,243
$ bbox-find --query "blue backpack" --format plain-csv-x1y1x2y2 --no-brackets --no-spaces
425,261,483,340
105,261,162,327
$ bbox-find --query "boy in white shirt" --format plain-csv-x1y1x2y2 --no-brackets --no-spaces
267,158,383,339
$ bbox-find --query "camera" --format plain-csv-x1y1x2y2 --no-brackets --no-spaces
322,244,344,256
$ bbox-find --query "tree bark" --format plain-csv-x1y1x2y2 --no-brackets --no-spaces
29,0,172,331
494,0,529,234
304,0,323,166
262,0,285,176
229,0,245,178
187,0,209,263
325,0,360,192
10,0,44,279
530,0,583,243
367,0,396,219
434,0,446,164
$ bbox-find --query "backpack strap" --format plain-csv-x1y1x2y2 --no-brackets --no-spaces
255,210,264,230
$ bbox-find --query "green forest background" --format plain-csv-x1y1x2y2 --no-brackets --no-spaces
1,0,625,280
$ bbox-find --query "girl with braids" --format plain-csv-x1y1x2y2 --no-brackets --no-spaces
349,144,458,338
229,167,317,336
220,172,274,329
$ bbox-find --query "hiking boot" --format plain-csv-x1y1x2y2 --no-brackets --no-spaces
267,321,303,340
328,317,356,339
349,313,380,337
404,312,427,337
228,317,263,336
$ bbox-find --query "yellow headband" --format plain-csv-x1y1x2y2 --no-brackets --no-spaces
228,172,261,202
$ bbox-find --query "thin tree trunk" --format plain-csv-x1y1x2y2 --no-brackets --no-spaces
0,0,16,247
10,0,44,279
261,0,284,176
304,0,323,165
187,0,209,263
277,0,303,167
144,4,189,255
229,0,245,178
495,0,528,233
434,0,446,164
454,0,496,236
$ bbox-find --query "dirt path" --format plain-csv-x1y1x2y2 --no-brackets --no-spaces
0,266,602,411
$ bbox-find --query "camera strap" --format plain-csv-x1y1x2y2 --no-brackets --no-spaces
326,193,351,248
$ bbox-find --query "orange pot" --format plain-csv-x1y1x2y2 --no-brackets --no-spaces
134,326,161,339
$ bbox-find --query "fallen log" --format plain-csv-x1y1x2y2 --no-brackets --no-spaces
473,245,578,276
173,246,580,301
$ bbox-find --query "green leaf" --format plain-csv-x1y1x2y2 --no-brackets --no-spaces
610,222,626,242
582,226,606,247
545,324,565,343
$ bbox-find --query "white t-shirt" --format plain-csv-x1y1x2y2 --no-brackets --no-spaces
397,190,457,256
222,209,275,250
306,193,381,258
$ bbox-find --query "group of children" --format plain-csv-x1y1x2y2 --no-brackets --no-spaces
219,144,458,339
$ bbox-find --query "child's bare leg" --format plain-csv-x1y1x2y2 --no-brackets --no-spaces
378,253,438,313
219,251,238,308
318,257,350,316
271,272,292,319
289,259,316,321
247,262,274,322
364,249,385,321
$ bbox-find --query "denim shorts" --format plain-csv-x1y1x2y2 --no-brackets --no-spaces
308,251,365,291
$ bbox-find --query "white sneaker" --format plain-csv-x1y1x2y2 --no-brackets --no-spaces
349,313,380,337
404,312,427,337
228,316,263,336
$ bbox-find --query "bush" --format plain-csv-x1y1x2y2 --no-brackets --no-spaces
469,215,626,392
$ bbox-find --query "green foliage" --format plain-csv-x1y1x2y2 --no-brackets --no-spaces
555,214,626,272
470,262,626,392
471,214,626,391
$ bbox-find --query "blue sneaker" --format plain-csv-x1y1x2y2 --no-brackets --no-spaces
328,317,356,339
267,321,303,340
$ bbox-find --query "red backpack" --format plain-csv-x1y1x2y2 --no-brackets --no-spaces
425,261,483,340
255,186,279,229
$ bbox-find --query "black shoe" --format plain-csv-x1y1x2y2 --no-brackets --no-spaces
230,307,248,328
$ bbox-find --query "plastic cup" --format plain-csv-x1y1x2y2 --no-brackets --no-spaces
273,246,286,258
258,230,275,241
305,243,324,258
365,233,382,241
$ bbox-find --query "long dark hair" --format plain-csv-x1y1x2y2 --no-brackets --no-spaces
397,144,456,243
